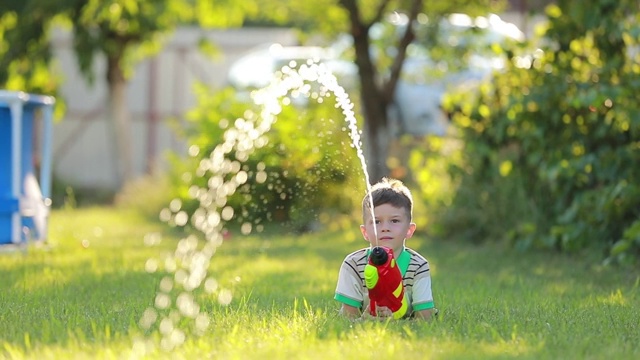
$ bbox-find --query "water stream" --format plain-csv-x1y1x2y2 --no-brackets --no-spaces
137,59,377,352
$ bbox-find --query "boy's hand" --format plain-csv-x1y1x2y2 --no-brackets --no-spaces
361,304,393,321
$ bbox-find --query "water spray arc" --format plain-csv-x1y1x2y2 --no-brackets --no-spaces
139,59,376,351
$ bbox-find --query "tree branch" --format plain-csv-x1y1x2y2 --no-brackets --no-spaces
382,0,422,103
339,0,394,35
339,0,366,36
368,0,393,28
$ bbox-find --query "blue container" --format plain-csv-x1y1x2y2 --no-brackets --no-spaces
0,91,55,245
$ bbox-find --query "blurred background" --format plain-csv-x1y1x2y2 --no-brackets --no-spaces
1,0,639,264
1,0,544,192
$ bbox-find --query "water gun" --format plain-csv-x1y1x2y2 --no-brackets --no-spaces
364,246,408,319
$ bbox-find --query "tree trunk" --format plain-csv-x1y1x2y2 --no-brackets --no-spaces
351,19,391,183
106,54,134,189
339,0,421,184
361,88,391,184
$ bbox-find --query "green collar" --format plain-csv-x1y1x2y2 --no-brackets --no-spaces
367,247,411,276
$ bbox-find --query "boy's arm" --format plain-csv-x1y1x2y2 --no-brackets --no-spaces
414,308,436,321
339,304,362,319
335,252,366,318
411,260,436,321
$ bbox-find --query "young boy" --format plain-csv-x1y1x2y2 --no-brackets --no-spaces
334,178,437,321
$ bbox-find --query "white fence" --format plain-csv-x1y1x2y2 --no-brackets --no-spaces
51,27,297,190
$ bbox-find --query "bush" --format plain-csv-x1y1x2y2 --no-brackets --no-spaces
169,81,367,235
439,2,640,263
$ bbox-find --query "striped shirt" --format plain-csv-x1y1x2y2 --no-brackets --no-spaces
334,247,435,317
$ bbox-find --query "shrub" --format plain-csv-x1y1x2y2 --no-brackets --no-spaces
439,1,640,263
170,82,367,234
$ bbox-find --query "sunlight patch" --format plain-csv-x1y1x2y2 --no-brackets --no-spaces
596,289,628,306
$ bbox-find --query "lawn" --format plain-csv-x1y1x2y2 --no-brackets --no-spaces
1,206,639,359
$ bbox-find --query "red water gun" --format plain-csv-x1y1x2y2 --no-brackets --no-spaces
364,246,408,319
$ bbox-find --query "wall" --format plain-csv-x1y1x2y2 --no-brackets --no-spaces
50,27,298,190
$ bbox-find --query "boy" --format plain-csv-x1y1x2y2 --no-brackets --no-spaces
334,178,437,320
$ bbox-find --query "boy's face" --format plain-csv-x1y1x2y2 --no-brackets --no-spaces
360,203,416,253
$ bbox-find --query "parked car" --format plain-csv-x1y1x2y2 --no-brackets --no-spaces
226,13,524,137
226,43,357,96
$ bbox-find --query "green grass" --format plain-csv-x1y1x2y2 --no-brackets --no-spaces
1,207,639,359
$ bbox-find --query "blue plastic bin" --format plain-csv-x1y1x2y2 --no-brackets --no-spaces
0,90,55,245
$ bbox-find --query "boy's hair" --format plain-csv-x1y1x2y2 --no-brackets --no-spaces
362,178,413,221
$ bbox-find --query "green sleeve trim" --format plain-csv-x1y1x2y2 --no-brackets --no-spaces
334,293,362,308
413,301,435,311
397,249,411,276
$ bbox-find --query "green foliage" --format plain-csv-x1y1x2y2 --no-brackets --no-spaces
0,0,255,90
0,2,66,96
244,0,507,32
441,1,640,263
70,0,235,83
401,135,463,237
170,82,367,233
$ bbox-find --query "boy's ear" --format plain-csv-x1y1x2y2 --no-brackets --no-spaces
405,223,417,238
360,224,370,241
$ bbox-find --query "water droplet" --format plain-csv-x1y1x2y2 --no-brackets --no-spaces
204,278,219,293
188,145,200,157
155,293,171,310
174,269,188,285
170,329,186,347
169,199,182,213
218,289,233,306
236,170,248,184
221,206,234,221
195,314,210,332
240,222,252,235
145,259,158,273
164,257,177,273
174,211,189,226
159,317,174,335
256,171,268,184
139,308,158,330
144,232,161,246
159,277,173,293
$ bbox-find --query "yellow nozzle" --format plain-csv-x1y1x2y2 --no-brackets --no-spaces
364,264,379,289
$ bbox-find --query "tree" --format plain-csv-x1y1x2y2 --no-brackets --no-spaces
0,0,257,188
247,0,505,182
68,0,190,188
0,1,67,96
